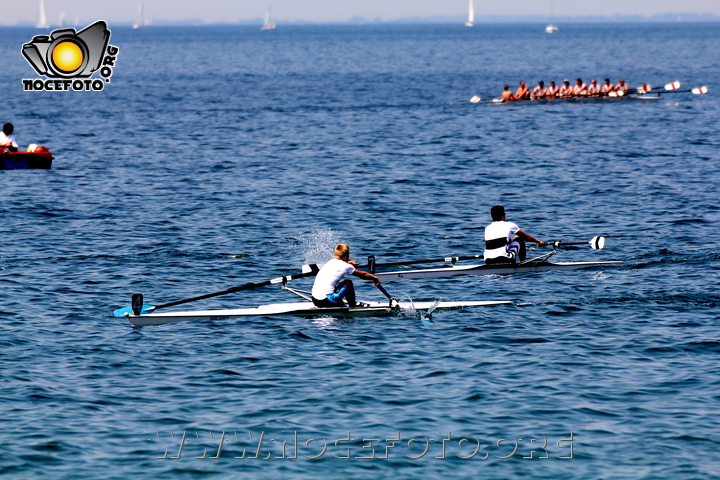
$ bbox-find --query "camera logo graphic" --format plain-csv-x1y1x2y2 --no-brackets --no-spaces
22,21,120,92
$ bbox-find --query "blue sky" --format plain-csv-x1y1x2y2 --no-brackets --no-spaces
3,0,720,26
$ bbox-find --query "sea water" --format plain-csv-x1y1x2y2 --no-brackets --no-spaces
1,23,719,479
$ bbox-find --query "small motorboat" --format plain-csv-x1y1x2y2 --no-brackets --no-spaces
0,146,54,170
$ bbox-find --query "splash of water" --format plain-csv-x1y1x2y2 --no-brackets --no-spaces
396,294,439,325
287,228,348,265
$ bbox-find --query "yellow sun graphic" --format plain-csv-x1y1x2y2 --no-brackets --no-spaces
52,41,84,73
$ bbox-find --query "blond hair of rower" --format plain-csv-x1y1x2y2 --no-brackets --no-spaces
615,78,629,93
311,244,380,308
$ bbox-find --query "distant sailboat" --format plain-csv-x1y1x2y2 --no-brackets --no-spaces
546,0,558,33
36,0,49,28
58,12,66,27
133,2,144,29
261,6,276,30
465,0,474,27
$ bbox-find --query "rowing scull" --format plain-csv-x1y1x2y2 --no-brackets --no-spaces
120,299,512,327
374,259,624,281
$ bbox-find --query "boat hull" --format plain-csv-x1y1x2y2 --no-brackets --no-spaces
0,150,54,170
122,300,512,327
486,94,663,106
375,261,624,281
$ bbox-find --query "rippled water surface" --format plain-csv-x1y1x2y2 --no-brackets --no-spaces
1,23,719,479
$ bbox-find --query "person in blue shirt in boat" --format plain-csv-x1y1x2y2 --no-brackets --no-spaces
311,244,380,308
0,123,18,152
484,205,546,265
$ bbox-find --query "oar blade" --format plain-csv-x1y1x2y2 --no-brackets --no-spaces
589,236,605,250
691,86,708,95
113,305,156,317
470,95,482,103
665,81,681,90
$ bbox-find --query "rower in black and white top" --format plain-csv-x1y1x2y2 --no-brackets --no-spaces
484,205,546,264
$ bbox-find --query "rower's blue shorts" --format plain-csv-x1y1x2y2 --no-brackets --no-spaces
326,284,349,303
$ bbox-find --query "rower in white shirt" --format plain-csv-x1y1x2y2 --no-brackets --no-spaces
484,205,546,265
615,78,629,94
601,78,614,95
587,78,601,96
557,80,573,97
311,244,380,308
572,78,588,96
544,81,559,98
531,80,546,99
0,123,19,152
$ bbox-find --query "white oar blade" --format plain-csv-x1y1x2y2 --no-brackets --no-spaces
589,236,605,250
638,84,651,93
470,95,482,103
691,86,708,95
665,81,681,90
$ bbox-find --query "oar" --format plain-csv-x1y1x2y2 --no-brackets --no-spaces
114,264,321,317
547,236,605,250
375,283,399,308
635,82,707,96
655,86,708,95
470,95,506,104
355,254,485,274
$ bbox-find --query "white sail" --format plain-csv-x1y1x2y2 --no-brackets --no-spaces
546,0,558,33
261,6,276,30
465,0,474,27
133,2,144,29
36,0,49,28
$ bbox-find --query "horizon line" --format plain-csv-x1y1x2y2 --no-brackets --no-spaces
3,12,719,28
